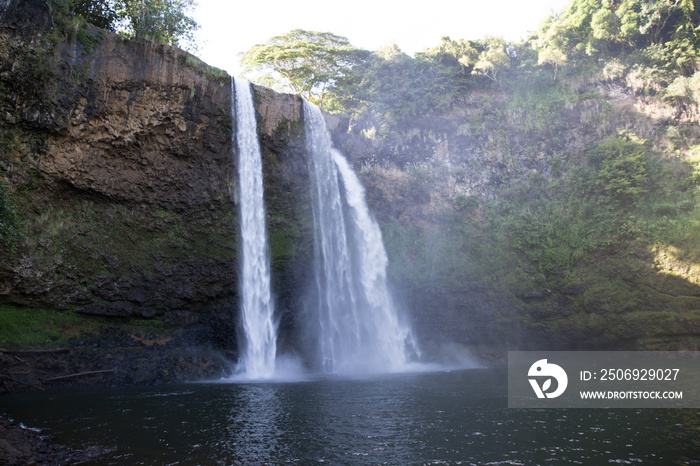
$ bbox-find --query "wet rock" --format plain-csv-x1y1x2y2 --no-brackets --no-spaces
0,413,86,465
169,315,238,351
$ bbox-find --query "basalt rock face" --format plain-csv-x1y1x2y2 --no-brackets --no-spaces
0,1,314,331
249,84,314,343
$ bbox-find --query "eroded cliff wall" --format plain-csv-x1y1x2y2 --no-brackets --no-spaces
0,1,313,339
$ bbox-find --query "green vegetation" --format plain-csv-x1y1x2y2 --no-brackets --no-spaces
240,30,368,108
0,304,94,348
46,0,199,50
588,136,649,206
0,303,178,349
115,0,199,49
240,1,699,128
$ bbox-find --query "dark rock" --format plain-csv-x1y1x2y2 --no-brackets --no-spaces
169,315,238,351
163,310,200,326
0,413,89,465
110,301,134,316
133,306,157,318
127,290,148,304
77,301,132,317
76,303,109,316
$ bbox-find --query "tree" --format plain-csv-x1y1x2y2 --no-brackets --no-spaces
72,0,118,30
469,37,511,87
538,46,568,80
418,36,479,72
115,0,198,49
240,29,368,108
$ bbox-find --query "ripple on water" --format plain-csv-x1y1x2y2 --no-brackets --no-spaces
0,369,697,464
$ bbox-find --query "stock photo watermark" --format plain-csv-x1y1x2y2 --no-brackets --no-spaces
508,351,700,408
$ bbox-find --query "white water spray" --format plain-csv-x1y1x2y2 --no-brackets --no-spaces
234,78,277,379
304,101,418,374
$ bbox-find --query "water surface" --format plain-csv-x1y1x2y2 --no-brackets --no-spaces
2,368,699,464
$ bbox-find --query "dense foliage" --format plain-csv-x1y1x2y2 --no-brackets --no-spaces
536,0,700,106
241,0,699,121
115,0,198,48
48,0,199,49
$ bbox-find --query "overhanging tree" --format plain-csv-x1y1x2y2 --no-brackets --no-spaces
72,0,118,30
53,0,199,50
115,0,198,49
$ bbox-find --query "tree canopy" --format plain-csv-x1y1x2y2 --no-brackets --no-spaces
240,30,368,108
115,0,198,49
469,36,512,86
535,0,700,72
72,0,118,30
53,0,199,50
236,1,699,130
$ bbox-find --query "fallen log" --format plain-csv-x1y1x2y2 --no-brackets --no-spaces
44,369,115,382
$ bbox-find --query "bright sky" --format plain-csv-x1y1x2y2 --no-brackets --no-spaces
192,0,571,76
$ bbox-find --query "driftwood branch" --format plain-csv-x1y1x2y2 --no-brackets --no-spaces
13,354,28,365
0,373,45,391
44,369,115,382
0,348,70,354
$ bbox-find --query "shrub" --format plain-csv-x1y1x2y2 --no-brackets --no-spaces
588,136,649,205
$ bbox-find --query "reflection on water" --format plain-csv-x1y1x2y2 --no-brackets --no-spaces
2,368,699,464
226,385,285,462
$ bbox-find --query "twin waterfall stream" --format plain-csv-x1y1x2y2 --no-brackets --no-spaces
233,79,417,378
233,79,277,379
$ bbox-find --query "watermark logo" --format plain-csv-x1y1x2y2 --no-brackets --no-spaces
510,351,699,408
528,359,568,399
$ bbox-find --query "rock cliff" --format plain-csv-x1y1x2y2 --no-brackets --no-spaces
0,0,313,345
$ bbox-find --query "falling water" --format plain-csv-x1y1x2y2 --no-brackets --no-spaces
234,78,277,379
304,101,418,374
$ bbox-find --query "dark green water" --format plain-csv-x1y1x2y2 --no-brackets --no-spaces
2,368,699,464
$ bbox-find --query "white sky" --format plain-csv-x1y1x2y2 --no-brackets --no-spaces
192,0,571,76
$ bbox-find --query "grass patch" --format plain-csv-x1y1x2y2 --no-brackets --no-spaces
0,304,98,349
0,304,181,349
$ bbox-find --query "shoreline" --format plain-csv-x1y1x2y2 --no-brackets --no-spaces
0,412,98,465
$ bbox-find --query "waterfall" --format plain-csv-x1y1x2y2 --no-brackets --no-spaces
304,101,418,374
234,78,277,379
